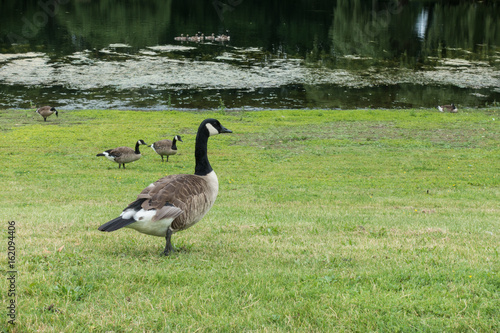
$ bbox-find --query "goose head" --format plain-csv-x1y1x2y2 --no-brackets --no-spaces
202,118,232,136
134,139,149,154
174,135,183,142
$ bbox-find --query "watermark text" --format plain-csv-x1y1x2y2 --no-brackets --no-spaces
7,221,17,325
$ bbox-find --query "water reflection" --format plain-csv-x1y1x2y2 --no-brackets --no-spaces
414,8,429,40
0,0,499,110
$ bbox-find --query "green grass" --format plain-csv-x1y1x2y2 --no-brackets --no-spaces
1,107,499,332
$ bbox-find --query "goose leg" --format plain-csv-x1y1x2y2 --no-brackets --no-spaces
161,155,164,162
163,228,174,256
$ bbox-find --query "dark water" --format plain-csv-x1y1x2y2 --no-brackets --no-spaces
1,0,499,110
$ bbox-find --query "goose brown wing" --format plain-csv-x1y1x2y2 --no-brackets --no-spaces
108,146,134,158
136,174,210,225
37,106,51,113
153,140,172,150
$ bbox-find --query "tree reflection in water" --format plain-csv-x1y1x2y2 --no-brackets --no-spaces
0,0,499,109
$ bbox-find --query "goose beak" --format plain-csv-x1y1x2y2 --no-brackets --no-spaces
220,126,232,134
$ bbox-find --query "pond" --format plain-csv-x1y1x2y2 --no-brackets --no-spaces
1,0,499,110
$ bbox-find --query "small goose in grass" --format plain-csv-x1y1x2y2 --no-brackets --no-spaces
96,140,148,169
98,119,232,255
36,106,58,121
437,104,458,113
150,135,183,162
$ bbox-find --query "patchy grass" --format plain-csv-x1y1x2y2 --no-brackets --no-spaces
0,107,499,332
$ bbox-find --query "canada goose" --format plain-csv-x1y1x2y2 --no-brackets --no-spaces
150,135,183,162
174,34,186,41
437,104,458,113
205,33,215,41
36,106,58,121
96,140,148,169
215,30,230,42
98,119,232,255
188,33,203,43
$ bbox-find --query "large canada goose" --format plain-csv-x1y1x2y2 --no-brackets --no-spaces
150,135,183,162
437,104,458,113
36,106,58,121
96,140,148,169
98,119,232,255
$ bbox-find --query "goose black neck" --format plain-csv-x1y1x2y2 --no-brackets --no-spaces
171,137,178,150
134,142,141,154
194,127,212,176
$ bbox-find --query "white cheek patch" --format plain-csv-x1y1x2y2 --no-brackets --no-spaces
205,123,219,136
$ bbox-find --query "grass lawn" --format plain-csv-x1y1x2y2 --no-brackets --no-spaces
0,107,499,332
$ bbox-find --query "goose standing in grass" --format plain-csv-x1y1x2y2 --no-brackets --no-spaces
96,140,148,169
150,135,183,162
437,104,458,113
98,119,232,255
36,106,58,121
